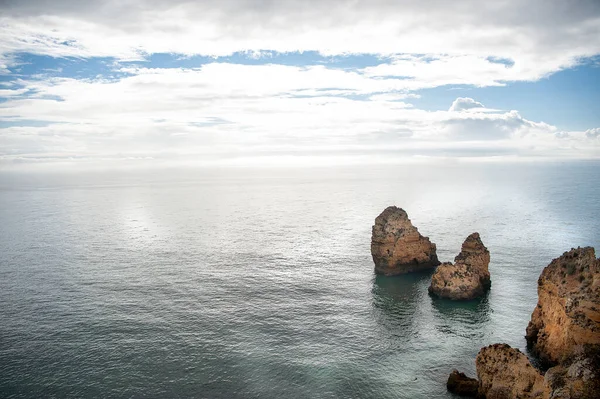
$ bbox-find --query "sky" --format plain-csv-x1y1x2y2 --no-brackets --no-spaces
1,0,600,169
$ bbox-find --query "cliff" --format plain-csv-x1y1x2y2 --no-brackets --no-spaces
449,246,600,399
525,247,600,365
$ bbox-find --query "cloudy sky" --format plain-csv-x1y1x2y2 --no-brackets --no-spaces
1,0,599,169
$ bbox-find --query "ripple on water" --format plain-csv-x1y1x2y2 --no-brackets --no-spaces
1,163,599,398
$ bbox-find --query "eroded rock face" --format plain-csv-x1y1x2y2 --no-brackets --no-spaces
429,233,491,300
447,369,479,397
543,347,600,399
451,247,600,399
453,345,600,399
371,206,439,275
476,344,549,399
525,247,600,366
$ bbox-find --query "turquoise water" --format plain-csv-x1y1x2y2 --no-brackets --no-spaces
1,162,598,398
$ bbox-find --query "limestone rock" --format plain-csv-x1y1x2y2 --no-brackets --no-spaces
450,246,600,399
543,346,600,399
456,344,599,399
476,344,549,399
371,206,439,275
429,233,491,300
525,247,600,366
447,369,479,397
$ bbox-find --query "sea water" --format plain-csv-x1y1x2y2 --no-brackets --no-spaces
1,162,598,398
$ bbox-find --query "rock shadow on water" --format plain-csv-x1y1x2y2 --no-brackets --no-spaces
371,271,434,334
429,291,492,338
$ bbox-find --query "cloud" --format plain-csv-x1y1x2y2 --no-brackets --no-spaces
0,62,598,169
0,0,599,82
449,97,485,112
362,54,573,87
586,128,600,139
1,1,599,168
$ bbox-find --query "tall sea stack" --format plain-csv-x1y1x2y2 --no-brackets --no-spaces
371,206,439,275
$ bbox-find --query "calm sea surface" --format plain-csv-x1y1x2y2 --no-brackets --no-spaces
1,162,599,398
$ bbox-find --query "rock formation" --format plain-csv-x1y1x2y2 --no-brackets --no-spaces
476,344,549,399
447,369,479,397
451,343,600,399
429,233,491,300
371,206,439,275
448,246,600,399
473,344,600,399
542,346,600,399
525,247,600,366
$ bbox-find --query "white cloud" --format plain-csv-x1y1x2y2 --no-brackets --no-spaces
0,0,599,83
1,1,599,168
0,64,598,169
362,54,569,87
449,97,485,112
586,128,600,139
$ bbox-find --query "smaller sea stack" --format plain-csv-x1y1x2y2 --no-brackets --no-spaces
429,233,491,300
371,206,439,276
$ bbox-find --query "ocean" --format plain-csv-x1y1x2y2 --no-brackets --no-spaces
1,161,598,398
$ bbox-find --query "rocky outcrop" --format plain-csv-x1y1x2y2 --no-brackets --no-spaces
525,247,600,366
452,344,600,399
476,344,549,399
371,206,439,275
449,246,600,399
429,233,491,300
447,369,479,397
543,346,600,399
